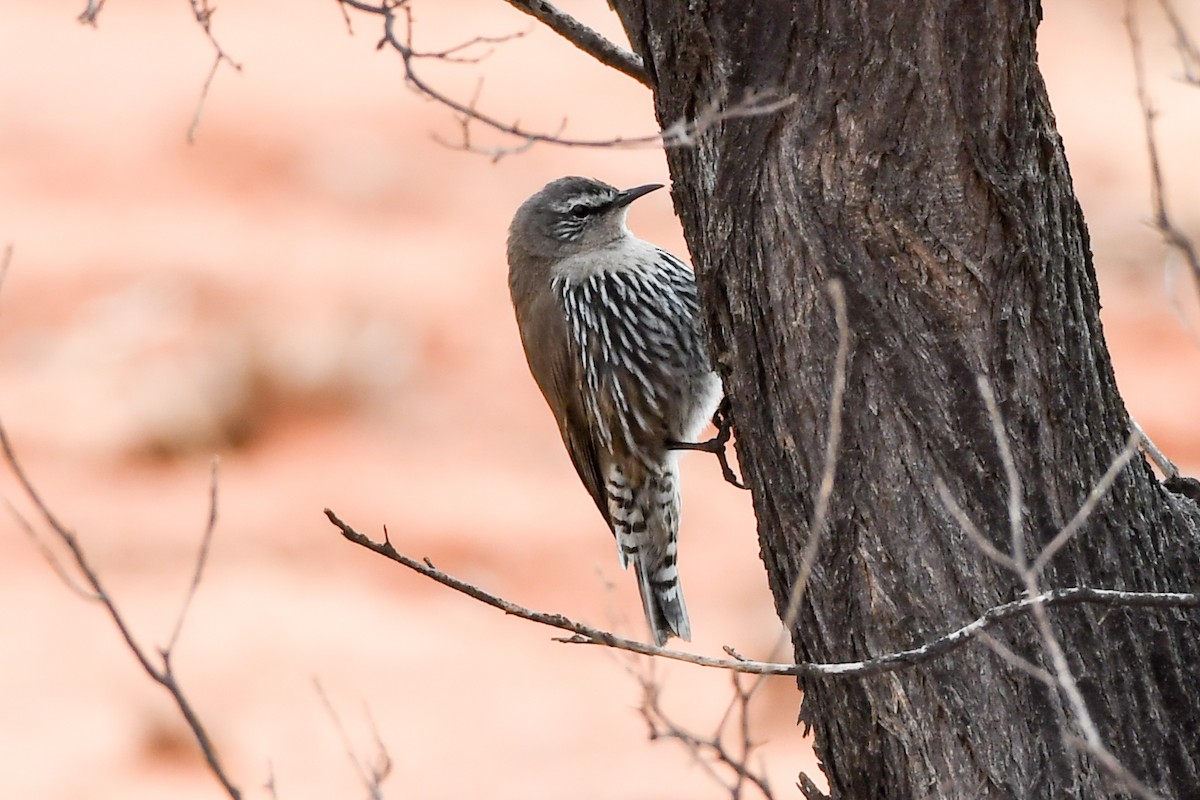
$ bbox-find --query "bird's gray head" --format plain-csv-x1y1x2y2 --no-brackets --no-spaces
508,176,662,263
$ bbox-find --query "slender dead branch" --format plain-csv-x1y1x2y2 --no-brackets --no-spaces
77,0,107,25
0,254,242,800
1126,0,1200,302
947,376,1165,800
0,420,241,799
325,508,1198,678
1029,432,1140,577
638,668,775,799
166,457,221,653
1129,414,1180,479
186,0,243,144
3,496,100,601
1155,0,1200,84
934,477,1018,571
499,0,649,85
313,680,393,799
337,0,794,158
776,280,849,639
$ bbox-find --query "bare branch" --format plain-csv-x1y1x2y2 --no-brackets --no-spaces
934,477,1018,571
973,630,1057,688
1155,0,1200,84
958,376,1165,800
976,377,1028,570
0,420,242,798
313,680,393,799
3,496,100,601
777,280,849,637
637,667,775,799
1129,414,1180,479
1029,432,1140,577
166,457,221,653
500,0,649,86
1064,733,1166,800
0,251,242,800
77,0,107,25
1126,0,1200,302
325,509,1198,678
338,0,794,158
186,0,243,144
410,27,530,63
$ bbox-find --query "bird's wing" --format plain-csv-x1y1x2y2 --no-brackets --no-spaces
513,282,611,528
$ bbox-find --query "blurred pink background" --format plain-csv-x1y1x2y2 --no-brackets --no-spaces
0,1,1197,798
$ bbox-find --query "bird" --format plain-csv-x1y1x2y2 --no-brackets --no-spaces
507,176,723,646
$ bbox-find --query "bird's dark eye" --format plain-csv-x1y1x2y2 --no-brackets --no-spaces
568,204,591,219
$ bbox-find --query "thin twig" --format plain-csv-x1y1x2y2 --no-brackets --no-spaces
1029,432,1139,577
186,0,243,144
500,0,649,86
166,457,221,653
313,680,393,799
325,508,1198,678
0,254,241,800
77,0,107,25
1155,0,1200,84
1126,0,1200,304
973,631,1056,688
339,0,794,158
960,377,1164,800
776,280,850,639
1129,414,1180,479
976,377,1027,571
637,667,775,799
0,421,242,799
934,477,1018,571
3,497,100,601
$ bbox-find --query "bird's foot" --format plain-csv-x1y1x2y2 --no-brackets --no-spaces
667,398,748,490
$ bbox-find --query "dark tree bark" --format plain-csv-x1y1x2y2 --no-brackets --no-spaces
610,1,1200,797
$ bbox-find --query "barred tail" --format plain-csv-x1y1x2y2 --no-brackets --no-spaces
634,537,691,645
606,461,690,645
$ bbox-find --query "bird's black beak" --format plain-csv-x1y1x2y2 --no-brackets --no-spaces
613,183,663,208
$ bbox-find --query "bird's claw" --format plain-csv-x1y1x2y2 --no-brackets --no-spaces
667,398,748,490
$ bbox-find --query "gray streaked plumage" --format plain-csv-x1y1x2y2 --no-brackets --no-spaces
507,176,722,645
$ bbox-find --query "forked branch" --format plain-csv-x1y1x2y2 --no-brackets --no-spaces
337,0,794,159
324,508,1198,679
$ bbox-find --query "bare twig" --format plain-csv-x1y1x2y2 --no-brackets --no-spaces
776,280,850,640
3,497,100,601
933,477,1018,571
637,667,775,799
325,508,1198,678
942,376,1165,800
338,0,795,158
1029,432,1140,577
499,0,649,86
166,457,222,653
410,27,529,63
313,680,393,800
1129,414,1180,479
973,630,1057,687
1155,0,1200,84
77,0,107,25
0,247,241,799
1126,0,1200,303
977,378,1027,570
0,420,242,798
186,0,243,144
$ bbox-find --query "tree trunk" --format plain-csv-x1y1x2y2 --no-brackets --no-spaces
611,1,1200,797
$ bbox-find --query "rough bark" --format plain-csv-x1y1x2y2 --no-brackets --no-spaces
610,1,1200,797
